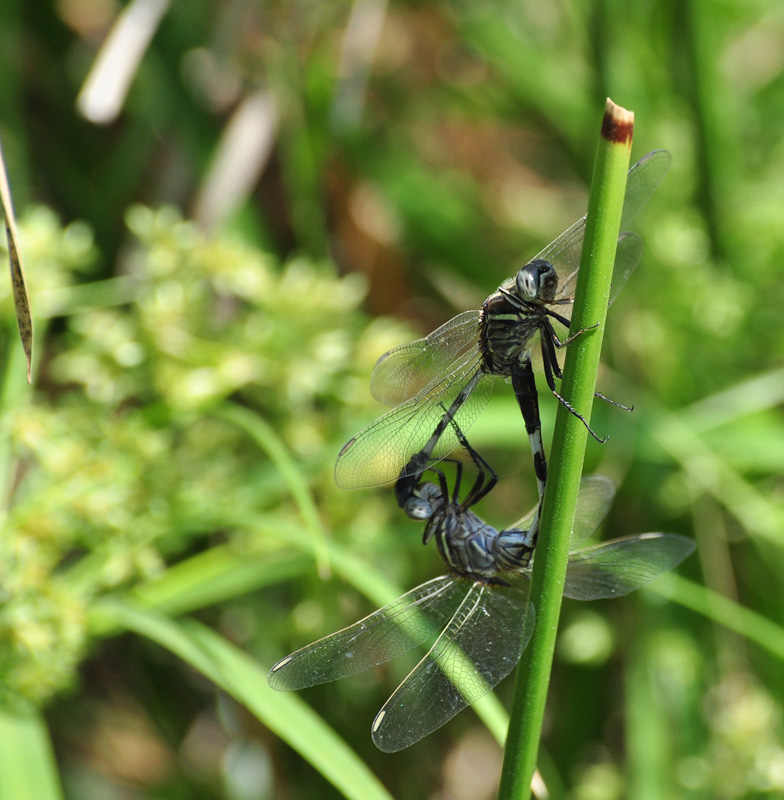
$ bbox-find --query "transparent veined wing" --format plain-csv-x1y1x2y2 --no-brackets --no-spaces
551,150,670,302
371,581,534,752
569,475,616,548
496,150,670,304
607,232,643,306
267,576,466,690
370,310,481,407
561,533,696,600
507,475,615,541
335,357,491,489
617,149,672,231
506,501,539,534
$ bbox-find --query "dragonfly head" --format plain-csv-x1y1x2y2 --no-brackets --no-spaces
515,259,558,304
403,481,443,521
404,496,433,521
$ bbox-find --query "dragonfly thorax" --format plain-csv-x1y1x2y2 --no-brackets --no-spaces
479,291,544,375
429,505,500,578
514,259,558,304
428,499,538,578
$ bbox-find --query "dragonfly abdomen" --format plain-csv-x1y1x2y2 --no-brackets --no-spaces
494,529,536,572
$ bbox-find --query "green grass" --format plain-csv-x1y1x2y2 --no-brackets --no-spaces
1,1,784,798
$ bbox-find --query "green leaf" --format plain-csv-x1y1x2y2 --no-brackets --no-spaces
653,573,784,661
0,704,63,800
215,403,331,576
90,600,394,800
131,549,311,618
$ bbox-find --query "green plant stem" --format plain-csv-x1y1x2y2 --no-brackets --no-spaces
497,99,634,799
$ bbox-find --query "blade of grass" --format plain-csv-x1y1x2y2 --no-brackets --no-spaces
498,99,634,799
76,0,173,124
646,404,784,546
130,551,311,617
625,631,671,800
90,600,395,800
0,704,64,800
651,573,784,661
679,365,784,433
214,402,330,576
90,514,513,748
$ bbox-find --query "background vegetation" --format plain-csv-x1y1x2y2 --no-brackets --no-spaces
1,0,784,798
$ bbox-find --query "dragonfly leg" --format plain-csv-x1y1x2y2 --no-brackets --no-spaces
422,466,452,544
451,422,498,507
546,308,601,347
451,458,464,504
545,309,572,328
555,322,600,348
547,310,633,414
397,369,483,495
396,370,486,513
431,400,498,507
594,390,634,412
539,332,608,444
510,359,548,499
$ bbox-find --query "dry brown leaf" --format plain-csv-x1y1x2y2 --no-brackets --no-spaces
0,138,33,383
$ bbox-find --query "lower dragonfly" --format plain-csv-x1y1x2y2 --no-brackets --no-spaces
335,150,672,501
269,451,696,751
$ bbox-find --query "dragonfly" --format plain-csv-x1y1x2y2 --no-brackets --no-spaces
268,466,696,751
334,150,672,497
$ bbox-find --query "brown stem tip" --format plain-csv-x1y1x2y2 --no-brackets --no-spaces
601,98,634,145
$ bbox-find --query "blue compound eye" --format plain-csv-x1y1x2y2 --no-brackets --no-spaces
515,265,539,300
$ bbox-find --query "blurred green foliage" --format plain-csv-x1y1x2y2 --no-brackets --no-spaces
0,0,783,798
0,204,405,699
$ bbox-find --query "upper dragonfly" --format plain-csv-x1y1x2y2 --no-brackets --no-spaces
335,150,671,493
270,457,695,751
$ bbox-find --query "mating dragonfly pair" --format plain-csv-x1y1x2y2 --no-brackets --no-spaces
270,432,694,751
269,151,695,751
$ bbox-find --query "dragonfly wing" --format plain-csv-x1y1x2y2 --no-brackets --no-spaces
531,217,587,302
507,474,615,540
268,576,464,690
618,149,672,230
514,150,671,305
335,356,491,489
370,311,482,406
608,232,643,305
371,582,534,752
506,502,539,532
562,533,696,600
554,230,643,310
569,475,617,548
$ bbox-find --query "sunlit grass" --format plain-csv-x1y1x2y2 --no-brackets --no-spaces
2,0,784,797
